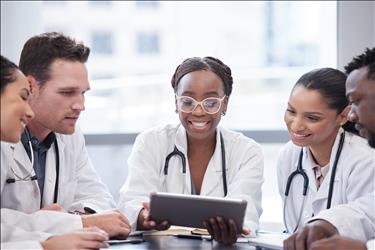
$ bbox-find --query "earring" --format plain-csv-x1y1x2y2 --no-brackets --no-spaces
339,123,344,133
221,111,226,116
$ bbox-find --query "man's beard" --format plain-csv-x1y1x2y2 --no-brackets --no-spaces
368,132,375,148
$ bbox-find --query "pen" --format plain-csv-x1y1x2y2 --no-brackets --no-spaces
84,206,97,214
175,234,212,240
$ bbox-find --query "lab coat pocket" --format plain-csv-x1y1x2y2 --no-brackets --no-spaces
1,179,40,213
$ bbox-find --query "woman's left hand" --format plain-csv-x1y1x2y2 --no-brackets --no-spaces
204,216,250,245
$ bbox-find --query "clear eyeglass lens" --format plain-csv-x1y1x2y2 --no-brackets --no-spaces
177,96,223,114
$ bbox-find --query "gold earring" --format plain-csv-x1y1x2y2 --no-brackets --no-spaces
339,123,344,133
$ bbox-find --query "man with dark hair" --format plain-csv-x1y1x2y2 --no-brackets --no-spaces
283,47,375,250
1,32,131,240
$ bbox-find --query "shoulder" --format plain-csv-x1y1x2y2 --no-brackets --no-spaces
345,132,374,154
220,127,262,154
276,141,301,166
134,123,179,144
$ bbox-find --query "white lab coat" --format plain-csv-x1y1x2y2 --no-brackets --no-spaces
277,131,375,232
310,191,375,248
0,128,115,242
0,209,83,249
118,124,264,235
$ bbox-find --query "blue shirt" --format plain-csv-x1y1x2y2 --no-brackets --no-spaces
21,129,56,203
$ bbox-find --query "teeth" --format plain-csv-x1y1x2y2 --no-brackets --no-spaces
293,133,309,138
192,121,208,127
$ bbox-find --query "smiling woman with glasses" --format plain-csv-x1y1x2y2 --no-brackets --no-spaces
118,56,264,245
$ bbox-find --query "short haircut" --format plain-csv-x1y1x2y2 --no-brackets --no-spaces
344,47,375,80
171,56,233,97
19,32,90,86
1,55,19,94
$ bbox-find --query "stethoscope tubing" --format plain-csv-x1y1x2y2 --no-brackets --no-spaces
164,130,227,196
283,132,345,233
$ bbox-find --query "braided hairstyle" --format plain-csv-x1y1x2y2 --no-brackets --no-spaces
171,56,233,97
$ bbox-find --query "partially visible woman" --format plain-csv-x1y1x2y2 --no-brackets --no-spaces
0,55,109,249
277,67,375,234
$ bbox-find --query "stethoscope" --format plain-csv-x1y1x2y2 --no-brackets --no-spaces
163,131,228,196
283,131,346,233
6,128,60,204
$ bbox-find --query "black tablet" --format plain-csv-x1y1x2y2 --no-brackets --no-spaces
149,192,247,230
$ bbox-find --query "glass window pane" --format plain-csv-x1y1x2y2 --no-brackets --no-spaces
41,1,336,133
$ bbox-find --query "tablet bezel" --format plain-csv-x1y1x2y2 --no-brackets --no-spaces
149,192,247,231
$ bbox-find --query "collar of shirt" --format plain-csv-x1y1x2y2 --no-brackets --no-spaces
21,129,56,155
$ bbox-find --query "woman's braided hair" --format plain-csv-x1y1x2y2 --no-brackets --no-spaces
171,56,233,97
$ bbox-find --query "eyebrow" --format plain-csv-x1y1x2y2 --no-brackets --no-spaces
287,103,324,116
181,91,221,96
58,86,91,92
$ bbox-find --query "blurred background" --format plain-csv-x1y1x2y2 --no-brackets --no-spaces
1,0,374,231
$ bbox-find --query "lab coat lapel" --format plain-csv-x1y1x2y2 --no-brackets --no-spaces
312,132,342,206
302,147,318,194
12,142,35,177
200,128,224,196
43,136,65,205
169,125,191,194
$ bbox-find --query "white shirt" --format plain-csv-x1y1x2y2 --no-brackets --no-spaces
118,123,264,235
277,131,375,232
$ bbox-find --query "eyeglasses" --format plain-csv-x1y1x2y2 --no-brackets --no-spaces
175,95,226,114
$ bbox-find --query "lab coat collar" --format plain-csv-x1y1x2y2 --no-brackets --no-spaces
200,126,225,196
312,131,343,203
43,134,66,206
173,125,225,196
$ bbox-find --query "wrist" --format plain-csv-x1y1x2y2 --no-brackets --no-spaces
81,214,92,228
311,219,338,236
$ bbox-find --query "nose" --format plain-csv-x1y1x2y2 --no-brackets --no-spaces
290,116,306,132
192,103,206,115
72,95,85,111
26,103,35,120
347,107,358,122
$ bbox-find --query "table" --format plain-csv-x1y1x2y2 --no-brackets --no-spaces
108,235,258,250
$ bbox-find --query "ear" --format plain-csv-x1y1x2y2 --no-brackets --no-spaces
174,94,178,113
222,96,229,114
26,75,39,95
338,105,351,125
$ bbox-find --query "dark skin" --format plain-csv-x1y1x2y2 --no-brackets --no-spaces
283,220,338,250
176,70,250,244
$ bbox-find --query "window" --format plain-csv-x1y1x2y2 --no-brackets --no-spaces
38,1,336,230
136,32,160,55
91,32,113,55
135,1,159,9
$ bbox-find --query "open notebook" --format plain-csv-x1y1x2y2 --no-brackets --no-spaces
238,231,289,250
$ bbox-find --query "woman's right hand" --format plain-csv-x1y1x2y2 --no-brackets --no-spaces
137,202,170,230
41,227,109,250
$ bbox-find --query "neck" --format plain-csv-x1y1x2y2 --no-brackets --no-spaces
26,120,52,142
187,132,216,152
309,129,339,167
